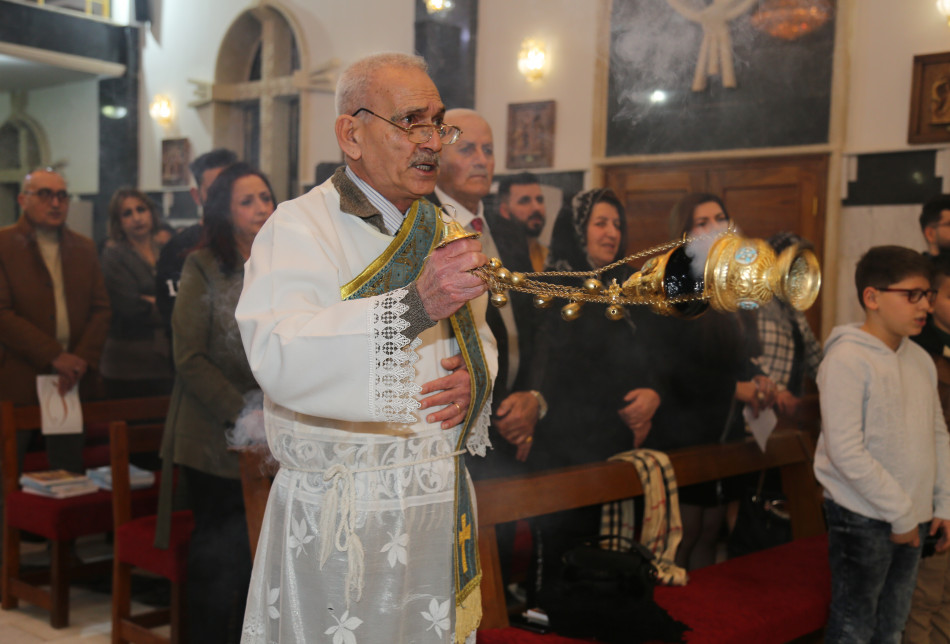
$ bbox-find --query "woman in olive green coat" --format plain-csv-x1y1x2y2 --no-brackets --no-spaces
158,162,275,644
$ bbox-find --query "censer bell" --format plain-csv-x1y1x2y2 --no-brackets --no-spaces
435,206,480,249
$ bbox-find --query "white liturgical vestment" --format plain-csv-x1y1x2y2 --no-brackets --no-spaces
236,171,497,643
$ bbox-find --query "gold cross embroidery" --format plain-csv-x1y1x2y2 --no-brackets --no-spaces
458,513,473,573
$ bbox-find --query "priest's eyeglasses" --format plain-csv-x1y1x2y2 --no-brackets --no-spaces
877,287,937,304
352,108,462,145
23,189,70,203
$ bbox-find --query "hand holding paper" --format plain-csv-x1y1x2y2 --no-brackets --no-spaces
51,352,87,395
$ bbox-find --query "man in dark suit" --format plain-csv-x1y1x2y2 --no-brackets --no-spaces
434,109,547,472
0,168,111,471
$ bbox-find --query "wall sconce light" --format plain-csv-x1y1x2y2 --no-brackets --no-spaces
425,0,452,13
149,94,174,126
517,38,547,82
939,0,950,27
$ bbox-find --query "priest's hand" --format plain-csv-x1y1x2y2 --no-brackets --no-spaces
420,354,471,429
417,239,488,320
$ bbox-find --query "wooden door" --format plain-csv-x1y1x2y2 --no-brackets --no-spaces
603,154,828,331
602,166,705,251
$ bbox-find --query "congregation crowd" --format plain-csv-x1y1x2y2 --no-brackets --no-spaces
5,51,950,644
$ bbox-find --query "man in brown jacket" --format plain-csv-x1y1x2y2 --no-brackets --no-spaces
0,168,110,472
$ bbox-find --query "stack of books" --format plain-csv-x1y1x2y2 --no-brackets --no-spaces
19,470,99,499
86,464,156,491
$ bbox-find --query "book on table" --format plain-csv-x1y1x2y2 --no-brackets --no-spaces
19,469,92,494
22,481,100,499
86,464,156,491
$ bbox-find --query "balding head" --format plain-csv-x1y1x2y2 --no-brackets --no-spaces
19,168,69,230
437,109,494,215
335,53,429,117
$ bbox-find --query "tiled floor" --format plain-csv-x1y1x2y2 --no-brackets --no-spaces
1,536,169,643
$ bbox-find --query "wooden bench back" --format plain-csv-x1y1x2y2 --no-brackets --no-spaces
474,428,826,629
0,397,170,500
108,421,165,529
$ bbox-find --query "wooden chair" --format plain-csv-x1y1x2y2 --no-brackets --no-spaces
110,419,193,644
235,445,277,562
1,396,169,628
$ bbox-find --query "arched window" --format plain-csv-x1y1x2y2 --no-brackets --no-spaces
0,91,49,227
207,4,305,201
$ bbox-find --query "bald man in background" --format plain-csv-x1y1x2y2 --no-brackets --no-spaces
0,168,110,472
433,109,544,473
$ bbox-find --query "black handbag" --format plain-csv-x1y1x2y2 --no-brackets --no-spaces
539,536,689,644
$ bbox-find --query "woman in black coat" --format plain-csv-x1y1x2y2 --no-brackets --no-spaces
525,188,664,595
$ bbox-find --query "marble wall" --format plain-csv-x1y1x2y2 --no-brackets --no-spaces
835,205,927,327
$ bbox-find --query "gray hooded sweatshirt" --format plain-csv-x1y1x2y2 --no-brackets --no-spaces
814,324,950,534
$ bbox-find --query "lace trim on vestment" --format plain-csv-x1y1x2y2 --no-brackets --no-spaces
370,288,422,423
465,391,492,457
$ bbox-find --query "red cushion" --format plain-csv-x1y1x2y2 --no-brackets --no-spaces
116,511,194,582
477,534,830,644
5,482,162,541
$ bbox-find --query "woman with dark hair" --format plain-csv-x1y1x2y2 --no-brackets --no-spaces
642,192,777,570
157,162,275,644
526,188,664,594
99,188,172,397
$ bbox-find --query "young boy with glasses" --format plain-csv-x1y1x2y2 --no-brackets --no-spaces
816,245,950,643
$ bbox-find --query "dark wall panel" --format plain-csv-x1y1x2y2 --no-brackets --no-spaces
606,0,835,155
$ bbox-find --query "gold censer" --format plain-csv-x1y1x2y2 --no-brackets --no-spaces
469,226,821,322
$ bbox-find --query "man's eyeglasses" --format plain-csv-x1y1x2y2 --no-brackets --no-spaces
877,287,938,304
352,108,462,145
23,189,70,203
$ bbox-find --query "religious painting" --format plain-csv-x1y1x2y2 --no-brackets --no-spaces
908,53,950,144
161,138,191,187
507,101,556,169
605,0,836,155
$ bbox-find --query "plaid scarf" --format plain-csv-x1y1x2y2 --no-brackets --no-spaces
600,449,688,586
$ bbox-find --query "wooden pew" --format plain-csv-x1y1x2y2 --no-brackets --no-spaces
473,428,825,631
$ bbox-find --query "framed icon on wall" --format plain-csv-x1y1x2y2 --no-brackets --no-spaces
161,138,191,187
909,52,950,144
506,100,555,169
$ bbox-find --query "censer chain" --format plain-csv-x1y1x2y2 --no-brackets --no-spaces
472,234,711,307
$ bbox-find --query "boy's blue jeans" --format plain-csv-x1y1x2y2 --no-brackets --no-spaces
825,499,925,643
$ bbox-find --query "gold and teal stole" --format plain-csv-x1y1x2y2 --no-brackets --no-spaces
340,198,491,619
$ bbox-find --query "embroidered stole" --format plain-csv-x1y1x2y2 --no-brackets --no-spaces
340,199,491,630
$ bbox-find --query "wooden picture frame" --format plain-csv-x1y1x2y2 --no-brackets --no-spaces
909,52,950,144
506,101,556,169
161,138,191,187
